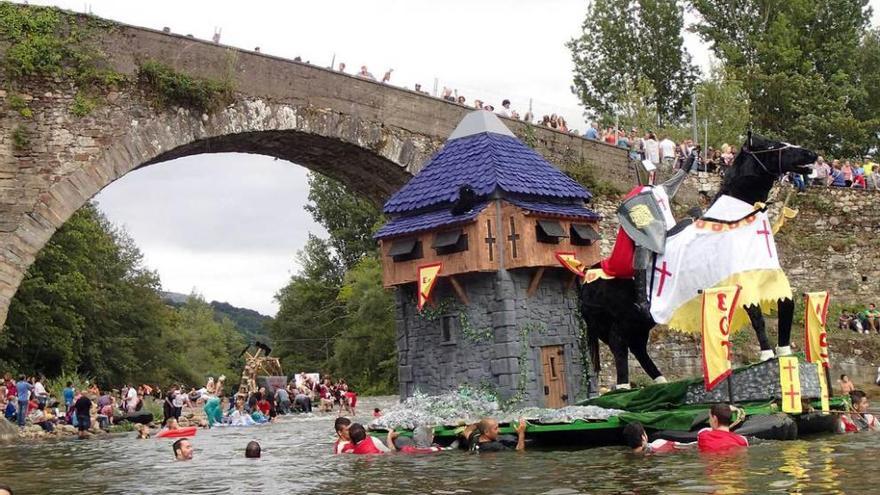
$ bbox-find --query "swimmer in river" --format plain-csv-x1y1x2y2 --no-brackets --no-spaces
622,422,685,454
134,423,150,439
172,438,193,461
245,440,261,458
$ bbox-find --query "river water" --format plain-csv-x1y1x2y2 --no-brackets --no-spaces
0,396,876,494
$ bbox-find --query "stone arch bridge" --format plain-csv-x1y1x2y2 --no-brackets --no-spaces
0,12,627,326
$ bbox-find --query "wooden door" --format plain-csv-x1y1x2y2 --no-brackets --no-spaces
541,345,568,408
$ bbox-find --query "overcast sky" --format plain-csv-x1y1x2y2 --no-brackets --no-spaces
28,0,880,315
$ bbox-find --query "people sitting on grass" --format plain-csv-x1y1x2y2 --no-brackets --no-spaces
622,421,684,454
840,390,880,432
863,304,880,333
697,403,748,452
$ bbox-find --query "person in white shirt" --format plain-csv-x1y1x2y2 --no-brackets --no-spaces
33,377,49,406
498,99,512,118
659,136,676,172
643,132,660,167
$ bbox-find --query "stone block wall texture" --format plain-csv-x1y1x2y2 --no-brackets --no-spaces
396,269,586,406
0,14,629,328
684,359,821,404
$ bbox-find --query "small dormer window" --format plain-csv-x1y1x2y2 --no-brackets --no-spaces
432,230,468,255
389,237,423,262
536,220,567,244
570,223,600,246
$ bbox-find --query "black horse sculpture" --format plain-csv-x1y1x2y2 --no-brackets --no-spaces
578,134,817,391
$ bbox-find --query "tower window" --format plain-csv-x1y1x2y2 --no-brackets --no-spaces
570,223,600,245
389,237,423,262
536,220,567,244
432,230,468,255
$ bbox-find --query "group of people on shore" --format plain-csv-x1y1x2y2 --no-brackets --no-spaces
1,374,161,439
838,303,880,334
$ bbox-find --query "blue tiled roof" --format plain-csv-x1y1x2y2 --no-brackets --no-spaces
507,198,600,220
383,132,591,214
374,203,488,239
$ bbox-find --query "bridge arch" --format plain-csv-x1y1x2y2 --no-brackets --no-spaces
0,98,441,325
0,9,629,327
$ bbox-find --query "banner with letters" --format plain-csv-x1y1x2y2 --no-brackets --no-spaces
700,285,741,391
804,291,830,367
417,262,442,310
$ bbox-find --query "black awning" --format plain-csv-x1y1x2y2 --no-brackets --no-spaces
537,220,567,238
571,223,600,241
432,230,463,248
388,237,418,256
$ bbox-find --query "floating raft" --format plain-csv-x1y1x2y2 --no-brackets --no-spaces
371,356,845,447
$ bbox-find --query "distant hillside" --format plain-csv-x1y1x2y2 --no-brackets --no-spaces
160,292,273,344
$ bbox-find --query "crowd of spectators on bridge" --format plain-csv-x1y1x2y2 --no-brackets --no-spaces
335,62,582,135
839,304,880,334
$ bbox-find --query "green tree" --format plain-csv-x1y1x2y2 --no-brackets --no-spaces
271,235,344,373
690,0,874,155
273,172,396,391
0,203,173,386
331,256,397,394
569,0,697,124
304,173,383,269
165,295,244,385
696,64,751,150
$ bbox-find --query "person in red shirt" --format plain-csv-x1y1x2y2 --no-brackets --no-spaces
697,404,748,453
342,423,385,455
255,393,271,416
622,422,684,454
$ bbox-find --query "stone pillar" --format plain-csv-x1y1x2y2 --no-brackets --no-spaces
490,269,520,399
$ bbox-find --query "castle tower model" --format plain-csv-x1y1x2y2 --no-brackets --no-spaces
375,111,602,407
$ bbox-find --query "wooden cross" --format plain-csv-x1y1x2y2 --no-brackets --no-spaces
653,261,673,297
756,220,773,258
507,217,520,258
485,220,496,261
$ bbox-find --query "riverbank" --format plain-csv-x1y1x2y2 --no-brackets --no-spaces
0,396,205,443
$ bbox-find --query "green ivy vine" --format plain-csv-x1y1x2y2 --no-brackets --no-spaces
417,297,492,344
504,321,548,407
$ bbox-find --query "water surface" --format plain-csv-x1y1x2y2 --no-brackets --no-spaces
0,397,874,494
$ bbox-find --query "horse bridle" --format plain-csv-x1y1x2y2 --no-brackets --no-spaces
740,143,797,177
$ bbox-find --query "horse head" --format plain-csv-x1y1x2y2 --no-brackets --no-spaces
719,134,818,205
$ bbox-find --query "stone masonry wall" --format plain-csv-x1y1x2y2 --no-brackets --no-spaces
396,269,585,406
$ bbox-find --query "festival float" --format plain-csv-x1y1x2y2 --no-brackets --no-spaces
370,111,844,447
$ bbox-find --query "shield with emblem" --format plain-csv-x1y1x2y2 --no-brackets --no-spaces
617,191,667,254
